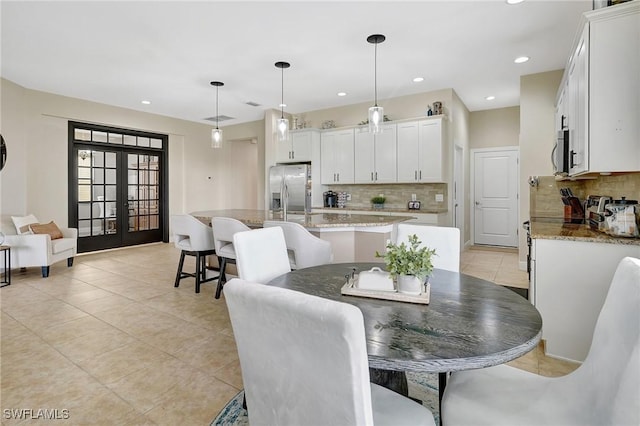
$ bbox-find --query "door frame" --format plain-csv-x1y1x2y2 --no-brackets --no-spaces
67,121,169,252
453,143,465,251
470,146,520,247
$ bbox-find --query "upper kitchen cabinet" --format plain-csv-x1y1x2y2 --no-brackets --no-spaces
567,25,589,175
397,117,444,183
275,128,319,163
321,128,355,184
560,2,640,176
354,123,397,183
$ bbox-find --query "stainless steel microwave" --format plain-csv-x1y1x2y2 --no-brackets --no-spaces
553,129,569,176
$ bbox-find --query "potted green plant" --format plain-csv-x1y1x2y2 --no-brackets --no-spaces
376,234,436,294
371,195,386,209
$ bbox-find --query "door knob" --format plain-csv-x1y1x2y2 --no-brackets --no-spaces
475,201,481,206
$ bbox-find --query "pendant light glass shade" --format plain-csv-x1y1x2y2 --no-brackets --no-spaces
275,61,291,142
211,128,223,149
210,81,224,149
368,106,383,134
367,34,385,134
277,117,290,142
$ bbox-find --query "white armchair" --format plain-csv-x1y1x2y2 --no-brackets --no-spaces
1,215,78,278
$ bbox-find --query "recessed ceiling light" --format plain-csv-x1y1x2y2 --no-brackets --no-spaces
485,96,496,101
337,92,347,97
514,56,530,64
506,0,524,4
141,100,151,105
279,103,287,108
413,77,424,83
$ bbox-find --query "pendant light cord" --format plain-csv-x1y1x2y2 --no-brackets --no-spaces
215,85,219,130
281,66,285,119
374,41,378,107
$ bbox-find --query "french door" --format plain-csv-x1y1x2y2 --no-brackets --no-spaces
69,122,168,253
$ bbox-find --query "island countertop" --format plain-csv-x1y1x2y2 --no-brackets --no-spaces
191,209,415,229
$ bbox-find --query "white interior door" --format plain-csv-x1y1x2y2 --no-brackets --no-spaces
473,148,519,247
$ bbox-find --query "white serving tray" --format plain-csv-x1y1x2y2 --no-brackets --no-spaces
341,275,430,305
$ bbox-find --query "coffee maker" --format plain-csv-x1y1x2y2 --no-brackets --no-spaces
323,191,337,208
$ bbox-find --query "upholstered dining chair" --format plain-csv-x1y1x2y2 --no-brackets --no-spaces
232,226,291,283
263,220,333,270
394,223,461,272
170,214,218,293
211,217,251,299
441,256,640,426
224,278,436,426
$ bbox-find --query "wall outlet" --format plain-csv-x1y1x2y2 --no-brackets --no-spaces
435,193,444,202
346,193,351,201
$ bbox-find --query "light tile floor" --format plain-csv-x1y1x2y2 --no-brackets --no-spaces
1,243,579,425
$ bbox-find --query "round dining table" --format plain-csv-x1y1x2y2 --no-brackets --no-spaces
266,262,542,415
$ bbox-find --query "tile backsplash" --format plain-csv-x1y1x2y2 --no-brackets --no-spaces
530,173,640,218
326,183,448,212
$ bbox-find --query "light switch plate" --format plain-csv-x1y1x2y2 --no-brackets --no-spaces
435,194,444,202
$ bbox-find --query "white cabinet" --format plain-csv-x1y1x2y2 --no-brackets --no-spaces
567,25,589,175
588,3,640,173
559,2,640,175
275,129,318,163
354,124,397,183
397,117,444,183
321,129,354,184
532,238,640,362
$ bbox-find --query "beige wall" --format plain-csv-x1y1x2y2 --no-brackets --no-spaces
298,89,454,129
519,69,564,264
0,78,264,234
469,106,520,149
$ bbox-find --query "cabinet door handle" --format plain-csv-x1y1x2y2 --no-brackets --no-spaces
561,115,566,130
371,172,374,181
419,170,422,180
570,150,576,168
337,173,340,182
291,151,294,159
375,172,378,181
333,173,336,182
415,170,417,180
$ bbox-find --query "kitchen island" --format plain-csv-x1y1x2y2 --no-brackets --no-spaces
530,218,640,362
191,209,415,262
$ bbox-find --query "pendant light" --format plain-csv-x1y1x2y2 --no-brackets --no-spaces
210,81,224,148
275,61,291,142
367,34,386,134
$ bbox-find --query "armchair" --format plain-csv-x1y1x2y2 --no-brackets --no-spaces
1,215,78,278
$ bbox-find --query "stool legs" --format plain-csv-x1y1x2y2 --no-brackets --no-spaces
215,256,227,299
174,251,187,288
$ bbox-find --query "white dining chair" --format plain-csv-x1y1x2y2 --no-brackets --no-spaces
232,226,291,283
441,256,640,426
224,278,436,426
170,214,218,293
211,217,251,299
263,220,333,270
394,223,461,272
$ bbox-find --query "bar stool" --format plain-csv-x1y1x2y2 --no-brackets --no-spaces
171,215,218,293
211,217,251,299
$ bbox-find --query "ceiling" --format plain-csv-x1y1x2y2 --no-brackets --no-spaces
1,1,592,127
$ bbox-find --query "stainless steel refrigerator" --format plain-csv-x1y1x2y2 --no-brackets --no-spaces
269,164,311,213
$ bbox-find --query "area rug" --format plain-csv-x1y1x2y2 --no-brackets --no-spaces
211,372,439,425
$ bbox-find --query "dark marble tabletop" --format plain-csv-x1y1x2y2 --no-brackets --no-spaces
267,262,542,373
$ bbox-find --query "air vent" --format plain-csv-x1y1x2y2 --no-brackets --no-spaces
204,115,234,122
245,101,261,107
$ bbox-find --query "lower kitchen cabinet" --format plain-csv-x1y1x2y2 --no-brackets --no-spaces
532,238,640,362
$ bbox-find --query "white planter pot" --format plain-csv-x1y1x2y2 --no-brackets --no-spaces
397,274,422,295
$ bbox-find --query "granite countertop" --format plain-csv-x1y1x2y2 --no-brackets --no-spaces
530,218,640,246
191,209,415,229
313,206,446,214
